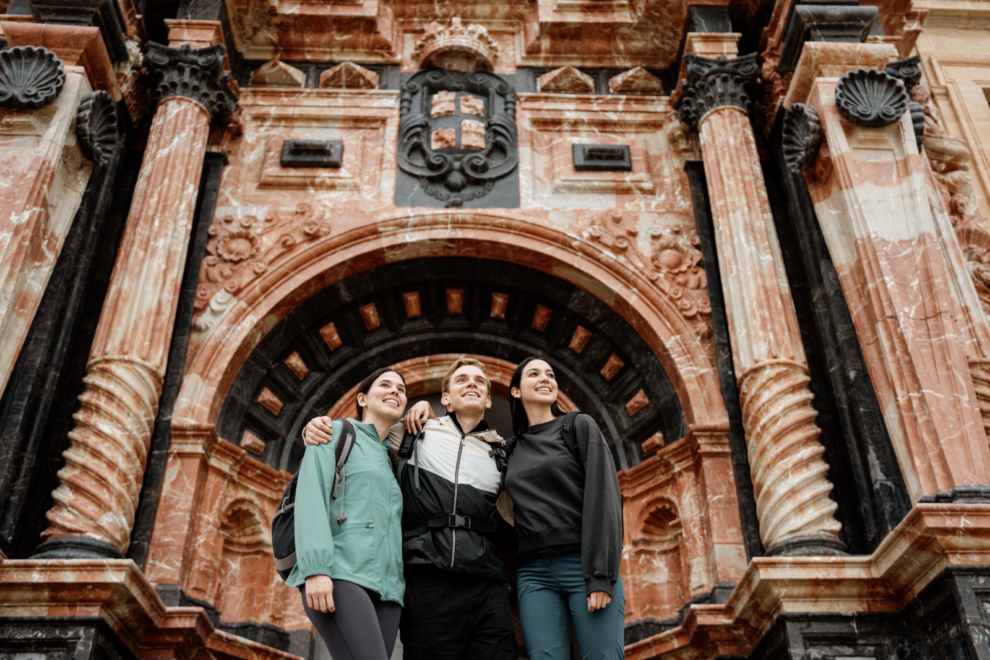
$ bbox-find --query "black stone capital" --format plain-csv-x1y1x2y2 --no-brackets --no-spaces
144,42,237,122
675,52,761,130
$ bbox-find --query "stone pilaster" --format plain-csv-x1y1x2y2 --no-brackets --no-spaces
786,42,990,502
678,52,845,555
35,40,236,558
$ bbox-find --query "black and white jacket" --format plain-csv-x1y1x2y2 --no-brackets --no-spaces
387,413,510,581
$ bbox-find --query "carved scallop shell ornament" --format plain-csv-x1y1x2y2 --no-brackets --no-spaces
0,46,66,109
834,68,909,128
76,91,120,165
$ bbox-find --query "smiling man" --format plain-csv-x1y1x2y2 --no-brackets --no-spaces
302,357,517,660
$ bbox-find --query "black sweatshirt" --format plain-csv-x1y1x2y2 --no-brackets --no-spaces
504,414,623,596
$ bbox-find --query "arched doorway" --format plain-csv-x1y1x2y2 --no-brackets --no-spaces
218,257,686,472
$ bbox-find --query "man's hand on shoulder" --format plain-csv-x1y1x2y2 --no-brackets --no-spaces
302,416,334,445
403,400,435,433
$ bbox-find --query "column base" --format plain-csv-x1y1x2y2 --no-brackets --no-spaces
765,535,848,557
31,537,124,559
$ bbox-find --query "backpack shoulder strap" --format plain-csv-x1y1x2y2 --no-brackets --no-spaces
331,420,357,499
559,411,583,464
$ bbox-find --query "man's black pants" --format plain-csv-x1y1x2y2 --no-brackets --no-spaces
400,563,518,660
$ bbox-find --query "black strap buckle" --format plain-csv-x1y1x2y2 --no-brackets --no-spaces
448,514,468,529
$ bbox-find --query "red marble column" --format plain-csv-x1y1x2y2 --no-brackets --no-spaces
36,41,237,557
677,53,844,555
785,42,990,503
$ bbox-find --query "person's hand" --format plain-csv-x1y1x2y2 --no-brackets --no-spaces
306,575,335,613
403,401,434,433
303,416,334,445
587,591,611,612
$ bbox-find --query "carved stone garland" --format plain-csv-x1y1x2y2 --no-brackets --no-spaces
397,69,517,207
834,68,909,128
781,103,822,174
144,42,237,121
0,45,66,109
76,90,120,165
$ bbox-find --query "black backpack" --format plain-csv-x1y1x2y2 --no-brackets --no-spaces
272,419,357,581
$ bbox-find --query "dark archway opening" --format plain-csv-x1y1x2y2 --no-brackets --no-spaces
218,257,687,473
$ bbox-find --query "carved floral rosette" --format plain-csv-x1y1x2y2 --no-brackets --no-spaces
193,204,331,327
397,69,517,207
571,212,713,340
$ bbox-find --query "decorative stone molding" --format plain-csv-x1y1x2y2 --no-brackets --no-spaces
412,17,499,72
319,61,379,90
571,213,712,340
194,204,331,317
781,103,822,173
676,53,760,130
608,67,664,95
834,68,909,128
397,69,517,207
75,90,119,165
144,42,237,121
538,65,595,94
248,59,305,87
776,4,877,73
26,0,130,62
0,46,66,109
909,101,925,150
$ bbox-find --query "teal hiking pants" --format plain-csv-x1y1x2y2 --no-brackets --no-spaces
517,553,625,660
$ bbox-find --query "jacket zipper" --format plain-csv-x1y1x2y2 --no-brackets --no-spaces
449,427,467,568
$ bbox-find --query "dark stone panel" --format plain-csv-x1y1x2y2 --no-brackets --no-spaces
763,113,911,554
176,0,245,84
0,617,138,660
686,162,764,561
217,258,687,473
776,3,877,72
128,152,226,571
27,0,130,62
687,6,733,33
572,144,632,171
0,106,136,559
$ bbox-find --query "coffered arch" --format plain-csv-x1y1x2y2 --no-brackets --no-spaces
219,258,687,471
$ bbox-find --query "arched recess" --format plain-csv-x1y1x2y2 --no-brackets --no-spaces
175,210,728,442
219,257,689,470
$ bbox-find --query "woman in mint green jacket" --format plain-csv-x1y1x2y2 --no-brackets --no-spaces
287,367,407,660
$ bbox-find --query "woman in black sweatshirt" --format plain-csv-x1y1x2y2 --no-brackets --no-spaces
505,356,625,660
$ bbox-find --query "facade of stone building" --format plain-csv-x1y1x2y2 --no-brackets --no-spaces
1,0,990,658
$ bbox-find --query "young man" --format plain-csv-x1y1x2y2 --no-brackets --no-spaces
302,357,517,660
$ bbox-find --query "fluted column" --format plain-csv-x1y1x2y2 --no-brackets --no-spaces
35,42,236,558
677,53,845,556
783,42,990,503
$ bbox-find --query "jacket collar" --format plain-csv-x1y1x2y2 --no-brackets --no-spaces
438,412,505,446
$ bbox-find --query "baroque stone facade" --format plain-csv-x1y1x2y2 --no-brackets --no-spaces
0,0,990,659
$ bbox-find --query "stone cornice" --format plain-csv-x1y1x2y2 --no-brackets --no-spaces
624,503,990,660
144,42,237,122
675,52,761,130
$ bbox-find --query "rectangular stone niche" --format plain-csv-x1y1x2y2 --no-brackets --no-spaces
280,139,344,168
572,144,632,171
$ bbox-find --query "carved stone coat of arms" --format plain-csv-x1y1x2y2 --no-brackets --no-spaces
396,69,519,208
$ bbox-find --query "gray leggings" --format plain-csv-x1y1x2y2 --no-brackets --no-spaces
301,581,401,660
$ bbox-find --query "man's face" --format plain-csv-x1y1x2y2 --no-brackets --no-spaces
441,365,492,415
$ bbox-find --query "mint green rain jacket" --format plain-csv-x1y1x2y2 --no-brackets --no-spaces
286,418,405,606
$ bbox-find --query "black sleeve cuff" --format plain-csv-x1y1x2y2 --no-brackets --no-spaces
585,576,615,598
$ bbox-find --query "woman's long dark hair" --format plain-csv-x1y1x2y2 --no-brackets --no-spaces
509,356,565,436
355,367,406,420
